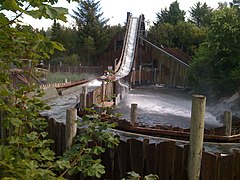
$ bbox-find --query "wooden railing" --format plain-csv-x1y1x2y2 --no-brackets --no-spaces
44,116,240,180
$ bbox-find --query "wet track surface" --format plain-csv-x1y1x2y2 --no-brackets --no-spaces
114,85,223,129
42,85,240,153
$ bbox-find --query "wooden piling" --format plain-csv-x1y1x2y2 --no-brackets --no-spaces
101,80,105,102
224,111,232,136
132,68,136,86
188,95,206,180
154,68,157,84
130,103,138,127
80,86,87,108
139,65,142,85
65,108,77,150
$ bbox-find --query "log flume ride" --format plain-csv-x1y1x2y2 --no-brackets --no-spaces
60,14,240,143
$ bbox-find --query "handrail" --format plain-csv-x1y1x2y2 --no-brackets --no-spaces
139,36,190,67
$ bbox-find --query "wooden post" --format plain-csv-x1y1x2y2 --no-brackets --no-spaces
65,108,77,150
188,95,206,180
114,58,117,73
138,65,142,85
101,80,105,102
224,111,232,136
113,81,118,105
154,68,157,84
130,103,138,127
80,86,87,108
83,86,87,106
169,61,173,87
132,68,136,86
159,62,162,83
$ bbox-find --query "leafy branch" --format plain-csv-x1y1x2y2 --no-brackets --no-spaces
122,171,159,180
58,108,119,178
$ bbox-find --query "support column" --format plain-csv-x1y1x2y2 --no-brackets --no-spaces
224,111,232,136
130,103,138,127
101,80,105,102
65,108,77,150
80,86,87,108
154,68,157,84
188,95,206,180
138,65,142,85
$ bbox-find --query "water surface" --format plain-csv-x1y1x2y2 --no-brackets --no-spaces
114,85,222,129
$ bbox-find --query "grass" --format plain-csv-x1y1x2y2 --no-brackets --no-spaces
46,72,96,84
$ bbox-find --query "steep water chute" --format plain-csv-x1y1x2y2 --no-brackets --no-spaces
115,16,139,79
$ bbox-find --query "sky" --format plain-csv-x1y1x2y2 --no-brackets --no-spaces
21,0,232,30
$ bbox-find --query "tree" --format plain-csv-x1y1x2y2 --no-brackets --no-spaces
188,2,213,27
72,0,111,65
187,6,240,97
47,20,80,66
155,0,185,25
174,21,207,55
147,21,207,56
0,0,118,179
230,0,240,8
147,23,175,47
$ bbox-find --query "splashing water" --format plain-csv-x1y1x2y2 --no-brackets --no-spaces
114,86,223,129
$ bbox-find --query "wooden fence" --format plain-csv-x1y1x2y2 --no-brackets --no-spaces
44,117,240,180
49,65,104,75
82,78,129,108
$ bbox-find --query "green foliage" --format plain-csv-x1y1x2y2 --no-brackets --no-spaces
59,107,119,177
0,85,58,179
149,1,208,56
46,72,95,83
187,6,240,97
1,0,119,179
72,0,112,65
49,53,81,66
230,0,240,8
156,0,185,25
147,23,175,47
147,21,207,56
48,21,78,58
122,171,159,180
188,2,213,27
174,21,207,55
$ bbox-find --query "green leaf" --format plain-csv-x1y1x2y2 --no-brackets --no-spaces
45,5,58,19
126,171,140,180
51,41,65,51
8,136,20,145
9,117,23,127
25,132,38,141
1,0,23,12
145,174,159,180
40,148,55,161
0,13,10,26
55,160,71,170
85,162,105,178
26,9,44,19
91,146,105,155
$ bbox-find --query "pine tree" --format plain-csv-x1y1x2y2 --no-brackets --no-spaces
72,0,110,65
156,1,185,25
50,20,63,43
188,2,212,27
230,0,240,8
